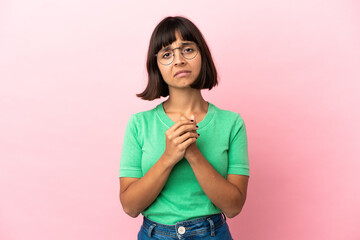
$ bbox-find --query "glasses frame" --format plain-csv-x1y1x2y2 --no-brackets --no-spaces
155,43,200,66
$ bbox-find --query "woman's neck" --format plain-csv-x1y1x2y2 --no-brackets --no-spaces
163,88,208,118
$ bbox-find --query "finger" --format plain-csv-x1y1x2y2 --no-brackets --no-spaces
174,131,199,145
167,119,192,133
166,121,195,140
182,115,196,124
173,124,198,137
191,114,198,126
170,117,196,133
179,137,197,149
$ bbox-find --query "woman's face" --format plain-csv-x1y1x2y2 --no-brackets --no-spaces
157,32,202,90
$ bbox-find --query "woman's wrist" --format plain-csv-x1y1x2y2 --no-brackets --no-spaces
160,153,178,170
185,144,201,163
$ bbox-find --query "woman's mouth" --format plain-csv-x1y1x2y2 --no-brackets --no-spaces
174,70,191,77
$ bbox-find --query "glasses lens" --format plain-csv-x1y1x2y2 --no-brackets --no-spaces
156,43,199,65
157,49,173,65
181,43,198,60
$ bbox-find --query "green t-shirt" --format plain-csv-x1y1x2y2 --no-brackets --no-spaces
119,102,249,224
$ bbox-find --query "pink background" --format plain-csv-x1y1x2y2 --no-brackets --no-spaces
1,0,359,239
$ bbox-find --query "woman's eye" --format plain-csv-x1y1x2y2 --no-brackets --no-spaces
162,52,171,59
183,47,194,53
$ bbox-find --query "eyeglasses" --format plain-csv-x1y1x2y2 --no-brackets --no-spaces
155,42,199,65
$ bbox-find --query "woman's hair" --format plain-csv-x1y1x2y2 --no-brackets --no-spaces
137,16,218,100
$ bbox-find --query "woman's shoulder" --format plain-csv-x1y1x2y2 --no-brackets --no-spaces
210,103,247,135
127,103,161,123
211,102,245,123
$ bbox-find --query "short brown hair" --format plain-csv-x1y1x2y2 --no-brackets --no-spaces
137,16,218,100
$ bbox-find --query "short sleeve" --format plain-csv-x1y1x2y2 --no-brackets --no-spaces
119,114,143,178
228,114,250,176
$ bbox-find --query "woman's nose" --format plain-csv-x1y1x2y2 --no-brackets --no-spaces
173,49,186,66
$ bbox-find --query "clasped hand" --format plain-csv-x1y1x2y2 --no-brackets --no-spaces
163,116,200,166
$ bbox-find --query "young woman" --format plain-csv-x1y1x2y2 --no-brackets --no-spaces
119,16,250,240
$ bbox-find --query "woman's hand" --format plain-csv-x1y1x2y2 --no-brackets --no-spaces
163,116,199,166
184,115,200,161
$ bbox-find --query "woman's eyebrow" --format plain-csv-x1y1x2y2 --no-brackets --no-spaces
181,42,193,46
160,46,170,51
161,42,193,51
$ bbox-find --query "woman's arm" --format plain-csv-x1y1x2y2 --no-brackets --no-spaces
119,118,199,217
119,155,174,218
185,145,249,218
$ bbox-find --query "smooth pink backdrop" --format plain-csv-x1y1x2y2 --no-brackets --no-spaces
1,0,359,239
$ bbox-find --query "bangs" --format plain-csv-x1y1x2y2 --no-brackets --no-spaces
153,19,197,53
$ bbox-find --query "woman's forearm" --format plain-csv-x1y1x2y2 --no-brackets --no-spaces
120,155,174,217
186,150,247,218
